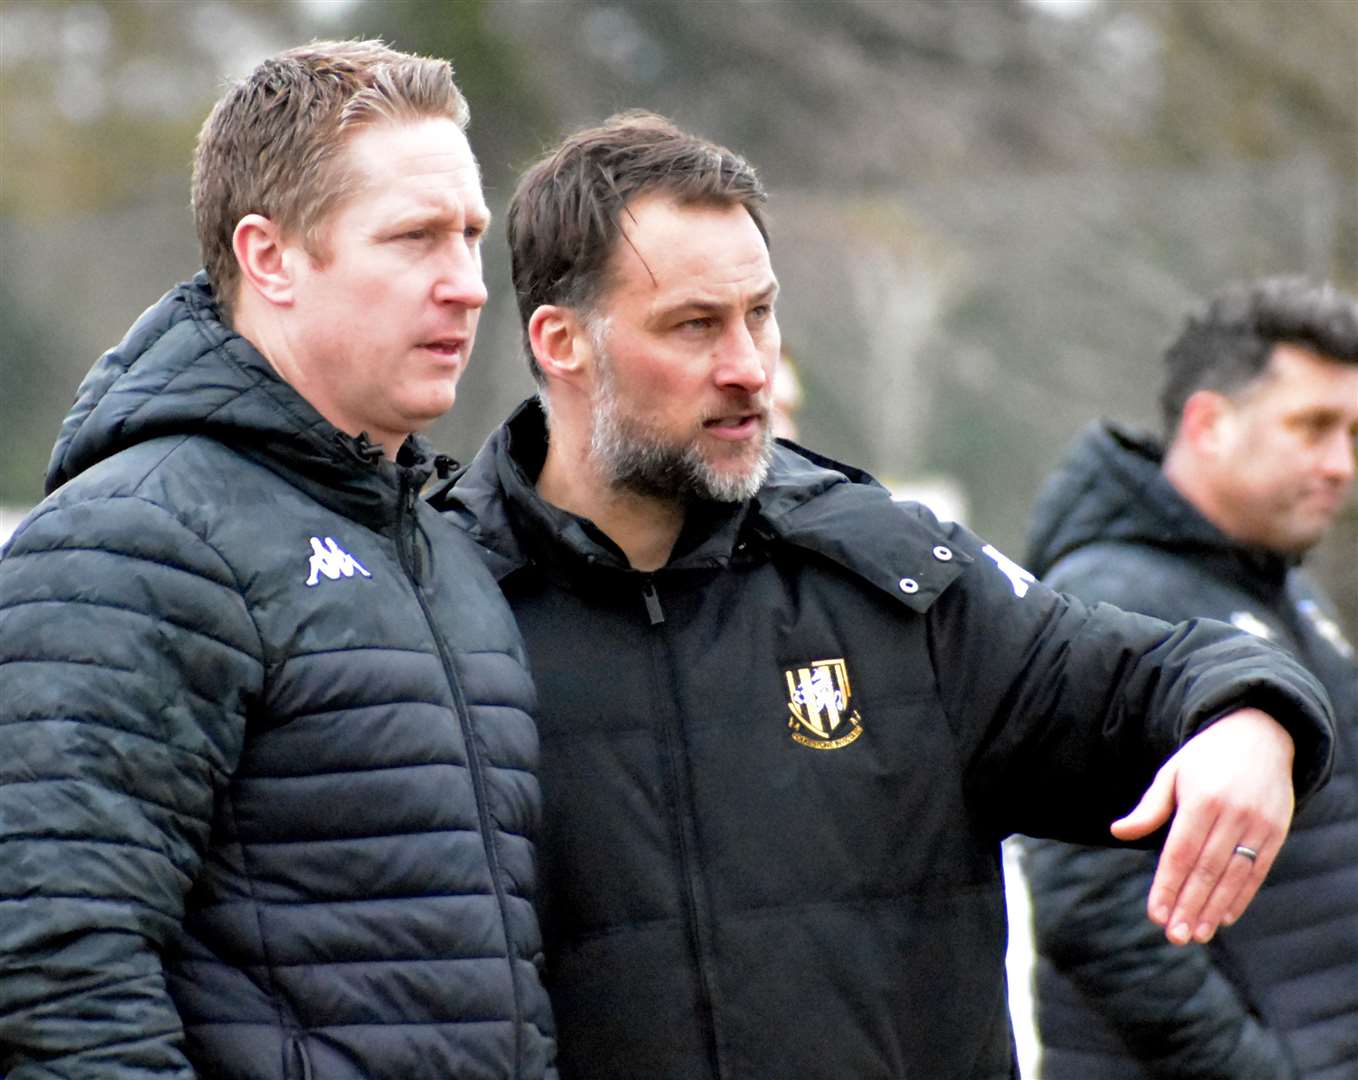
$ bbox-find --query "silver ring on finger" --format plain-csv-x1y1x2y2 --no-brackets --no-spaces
1233,844,1259,862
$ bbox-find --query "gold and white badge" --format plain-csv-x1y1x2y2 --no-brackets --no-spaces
784,658,864,750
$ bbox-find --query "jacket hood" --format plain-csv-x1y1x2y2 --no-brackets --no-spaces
1024,420,1291,582
46,273,432,521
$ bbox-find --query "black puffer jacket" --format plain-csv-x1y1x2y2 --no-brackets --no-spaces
0,276,557,1079
1020,421,1358,1080
435,402,1334,1080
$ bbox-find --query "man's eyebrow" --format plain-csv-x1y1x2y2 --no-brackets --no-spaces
1290,405,1350,422
666,298,724,315
389,203,493,229
665,281,780,314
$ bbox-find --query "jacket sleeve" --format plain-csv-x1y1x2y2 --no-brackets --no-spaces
1014,540,1312,1078
1020,836,1300,1078
923,522,1335,844
0,496,260,1078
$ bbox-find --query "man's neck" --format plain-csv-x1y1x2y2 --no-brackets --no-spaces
232,300,403,461
1161,443,1237,541
536,441,684,572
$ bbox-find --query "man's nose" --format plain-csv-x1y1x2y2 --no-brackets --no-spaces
433,243,489,310
715,323,771,394
1321,428,1357,484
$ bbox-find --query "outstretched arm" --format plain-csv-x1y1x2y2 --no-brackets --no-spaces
919,517,1332,883
1112,707,1295,945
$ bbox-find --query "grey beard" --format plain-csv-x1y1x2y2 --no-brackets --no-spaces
589,383,772,504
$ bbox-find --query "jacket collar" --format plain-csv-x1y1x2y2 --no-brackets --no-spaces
440,398,969,612
441,399,752,578
1025,420,1295,589
47,272,432,528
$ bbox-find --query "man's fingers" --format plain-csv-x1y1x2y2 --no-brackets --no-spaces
1208,841,1275,930
1115,710,1296,944
1144,798,1215,939
1156,814,1281,945
1166,815,1245,944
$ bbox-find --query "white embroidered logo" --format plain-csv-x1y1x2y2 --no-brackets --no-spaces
304,536,372,587
1228,610,1275,641
790,666,847,717
1296,599,1353,659
982,543,1035,599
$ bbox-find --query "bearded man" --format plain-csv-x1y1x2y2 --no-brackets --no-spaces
433,112,1336,1080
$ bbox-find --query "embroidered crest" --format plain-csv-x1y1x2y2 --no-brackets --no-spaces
1297,598,1355,660
784,658,864,750
305,536,372,587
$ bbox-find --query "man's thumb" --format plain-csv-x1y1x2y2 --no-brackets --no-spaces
1110,763,1176,841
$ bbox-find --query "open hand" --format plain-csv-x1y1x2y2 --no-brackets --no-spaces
1110,708,1295,945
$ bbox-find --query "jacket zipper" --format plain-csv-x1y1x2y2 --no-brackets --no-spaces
642,574,726,1077
640,578,665,626
287,1033,314,1080
397,473,527,1076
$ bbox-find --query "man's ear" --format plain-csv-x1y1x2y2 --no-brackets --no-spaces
1179,389,1233,457
232,213,296,307
529,305,591,384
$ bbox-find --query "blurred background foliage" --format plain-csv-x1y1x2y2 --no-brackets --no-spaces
1,0,1354,624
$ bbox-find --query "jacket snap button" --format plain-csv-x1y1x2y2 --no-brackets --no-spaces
932,545,953,561
899,577,920,594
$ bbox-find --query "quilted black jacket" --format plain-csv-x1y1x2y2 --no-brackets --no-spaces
0,276,557,1079
434,402,1334,1080
1020,421,1358,1080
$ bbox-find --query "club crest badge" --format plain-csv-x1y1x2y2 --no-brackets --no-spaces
784,658,863,750
1297,598,1355,660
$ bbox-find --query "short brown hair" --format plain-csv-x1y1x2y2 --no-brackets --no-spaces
192,39,469,319
506,110,769,384
1160,276,1358,439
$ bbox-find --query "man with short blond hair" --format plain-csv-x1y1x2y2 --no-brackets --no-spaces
435,114,1336,1079
191,39,471,323
0,41,556,1078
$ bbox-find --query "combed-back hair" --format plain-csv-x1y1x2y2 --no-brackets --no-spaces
506,110,769,384
1160,276,1358,439
192,39,468,321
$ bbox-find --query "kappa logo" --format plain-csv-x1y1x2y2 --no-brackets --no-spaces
982,544,1035,599
304,536,372,587
784,658,863,750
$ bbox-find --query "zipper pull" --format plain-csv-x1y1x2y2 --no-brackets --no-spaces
401,476,425,582
640,579,665,626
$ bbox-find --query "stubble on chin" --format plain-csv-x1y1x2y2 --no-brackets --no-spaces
589,394,772,504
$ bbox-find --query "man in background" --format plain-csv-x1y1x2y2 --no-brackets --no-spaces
435,113,1336,1079
770,347,805,440
0,41,556,1077
1021,276,1358,1078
